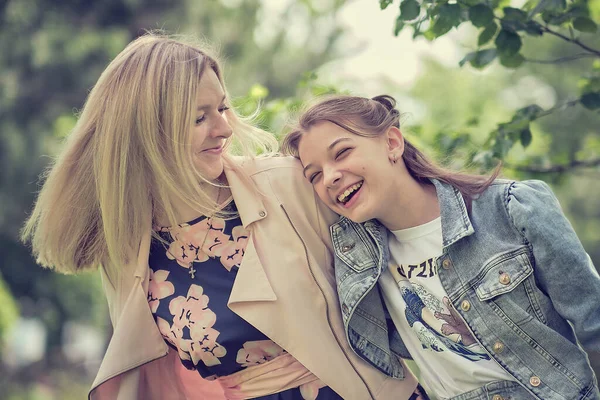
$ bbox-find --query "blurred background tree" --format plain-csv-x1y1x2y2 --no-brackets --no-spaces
1,0,597,398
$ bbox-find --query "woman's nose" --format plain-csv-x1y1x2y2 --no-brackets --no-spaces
212,112,232,139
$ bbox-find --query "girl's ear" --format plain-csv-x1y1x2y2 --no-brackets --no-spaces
386,126,405,157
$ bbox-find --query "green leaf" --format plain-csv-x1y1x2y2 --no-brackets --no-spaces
400,0,421,21
495,29,522,56
499,52,525,68
520,127,532,148
492,134,514,158
541,9,572,25
525,21,544,35
478,22,498,46
503,7,527,22
516,104,544,119
581,77,600,94
471,48,497,69
380,0,394,10
430,18,453,37
394,16,406,36
459,52,476,67
431,3,462,37
499,118,529,133
581,92,600,110
546,0,567,11
469,4,494,27
573,17,598,32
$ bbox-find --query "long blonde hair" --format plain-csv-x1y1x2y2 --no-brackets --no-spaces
282,94,499,198
21,32,277,275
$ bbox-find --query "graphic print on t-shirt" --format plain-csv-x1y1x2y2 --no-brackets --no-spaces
381,216,514,399
395,265,489,362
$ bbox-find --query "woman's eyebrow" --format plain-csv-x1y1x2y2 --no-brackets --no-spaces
197,95,227,111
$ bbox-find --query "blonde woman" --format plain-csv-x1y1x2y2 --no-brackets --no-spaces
20,34,425,399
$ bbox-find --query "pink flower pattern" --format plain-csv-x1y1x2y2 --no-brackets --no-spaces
157,284,227,367
158,217,249,272
147,269,175,313
215,225,250,271
235,340,286,367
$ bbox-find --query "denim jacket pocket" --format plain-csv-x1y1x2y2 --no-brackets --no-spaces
475,247,533,300
331,224,377,273
473,247,546,325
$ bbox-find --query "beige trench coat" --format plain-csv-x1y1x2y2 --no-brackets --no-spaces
89,156,418,400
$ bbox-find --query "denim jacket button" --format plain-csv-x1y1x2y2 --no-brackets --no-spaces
442,258,452,269
460,300,471,311
529,376,541,387
492,341,504,353
341,243,355,252
499,272,511,285
492,395,504,400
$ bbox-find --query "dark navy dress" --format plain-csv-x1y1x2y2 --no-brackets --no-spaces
147,201,341,399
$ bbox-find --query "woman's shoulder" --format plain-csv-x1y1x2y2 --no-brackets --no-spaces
229,155,304,177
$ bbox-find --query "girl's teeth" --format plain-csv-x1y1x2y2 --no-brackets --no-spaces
338,182,363,203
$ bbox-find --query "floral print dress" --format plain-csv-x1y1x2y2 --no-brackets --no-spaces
147,201,341,400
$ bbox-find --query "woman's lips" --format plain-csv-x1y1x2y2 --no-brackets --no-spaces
202,146,223,155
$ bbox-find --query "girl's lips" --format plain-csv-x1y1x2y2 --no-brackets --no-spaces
341,184,363,209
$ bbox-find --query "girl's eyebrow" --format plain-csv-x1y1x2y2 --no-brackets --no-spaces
302,137,352,177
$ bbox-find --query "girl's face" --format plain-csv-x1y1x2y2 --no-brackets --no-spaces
298,121,403,224
191,69,232,181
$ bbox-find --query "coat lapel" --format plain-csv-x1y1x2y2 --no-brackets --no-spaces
228,232,277,304
224,158,277,305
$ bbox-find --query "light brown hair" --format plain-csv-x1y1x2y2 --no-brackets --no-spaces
282,94,500,199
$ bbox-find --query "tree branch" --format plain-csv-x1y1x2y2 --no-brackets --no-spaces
524,53,596,64
539,25,600,56
510,158,600,173
530,98,581,120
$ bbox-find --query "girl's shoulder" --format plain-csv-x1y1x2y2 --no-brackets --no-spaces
485,178,557,202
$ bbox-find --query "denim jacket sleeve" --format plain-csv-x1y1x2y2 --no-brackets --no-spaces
505,179,600,354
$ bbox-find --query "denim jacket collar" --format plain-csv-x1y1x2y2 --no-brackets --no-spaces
431,179,474,248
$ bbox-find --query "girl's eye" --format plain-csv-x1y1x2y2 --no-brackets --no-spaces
195,115,206,125
219,106,230,114
335,147,351,159
309,171,321,184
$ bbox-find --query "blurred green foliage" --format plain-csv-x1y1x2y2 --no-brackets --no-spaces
381,0,600,171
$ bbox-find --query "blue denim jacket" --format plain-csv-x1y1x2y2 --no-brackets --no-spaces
330,179,600,400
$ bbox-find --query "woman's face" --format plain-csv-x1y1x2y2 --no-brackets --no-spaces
298,121,403,224
191,68,232,181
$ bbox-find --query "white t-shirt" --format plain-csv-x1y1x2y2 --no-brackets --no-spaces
378,217,514,399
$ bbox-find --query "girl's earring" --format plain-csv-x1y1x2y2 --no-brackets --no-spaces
391,154,398,164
